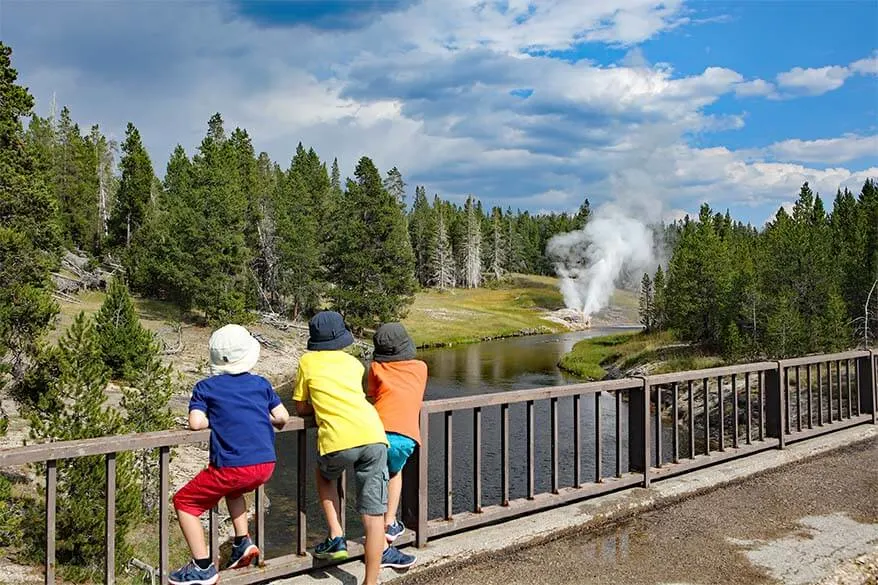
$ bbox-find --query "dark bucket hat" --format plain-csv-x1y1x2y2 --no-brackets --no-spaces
372,323,416,362
307,311,355,351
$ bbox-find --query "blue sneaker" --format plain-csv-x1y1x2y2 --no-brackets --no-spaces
168,560,218,585
385,520,405,543
226,535,259,569
381,546,416,569
314,535,349,561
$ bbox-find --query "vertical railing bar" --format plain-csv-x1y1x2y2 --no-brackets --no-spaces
731,374,739,448
594,392,602,482
826,361,832,424
526,400,535,500
45,460,56,585
745,372,752,445
573,395,581,487
296,430,307,556
703,377,710,455
209,507,219,567
758,371,765,441
783,367,791,435
654,386,662,468
805,364,814,429
854,359,861,417
337,471,346,537
795,366,802,432
687,381,695,458
846,359,852,418
817,362,823,426
717,375,725,452
671,383,679,463
473,407,482,511
500,404,509,505
105,453,116,585
416,408,429,547
444,411,453,519
550,398,559,494
255,485,265,564
615,391,622,478
835,360,843,422
159,446,169,585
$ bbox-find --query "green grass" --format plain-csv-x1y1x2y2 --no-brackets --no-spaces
558,330,725,380
402,274,568,347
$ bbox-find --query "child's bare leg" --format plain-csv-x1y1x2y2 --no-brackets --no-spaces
226,495,249,537
316,468,344,538
362,513,384,585
177,510,209,559
385,472,402,527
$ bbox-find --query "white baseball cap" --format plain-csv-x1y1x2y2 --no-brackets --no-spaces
208,324,260,375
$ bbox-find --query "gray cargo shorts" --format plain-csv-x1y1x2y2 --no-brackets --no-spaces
317,443,388,516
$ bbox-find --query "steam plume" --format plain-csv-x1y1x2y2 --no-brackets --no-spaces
547,203,656,319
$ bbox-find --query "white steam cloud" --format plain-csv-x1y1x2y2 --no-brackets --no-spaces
547,203,656,319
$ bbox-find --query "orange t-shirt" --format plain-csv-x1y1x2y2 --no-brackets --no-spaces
366,360,428,445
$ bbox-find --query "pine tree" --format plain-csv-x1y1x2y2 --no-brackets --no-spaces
330,157,343,199
384,166,406,209
431,197,455,290
487,206,506,281
93,278,156,381
25,313,139,579
639,272,653,331
652,265,666,330
54,107,99,250
110,123,154,248
329,157,416,330
461,196,482,288
0,42,61,386
88,125,117,247
408,186,436,286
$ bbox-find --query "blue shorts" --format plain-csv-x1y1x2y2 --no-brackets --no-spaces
386,432,416,475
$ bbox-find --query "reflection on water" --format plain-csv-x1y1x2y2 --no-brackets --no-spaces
262,327,641,556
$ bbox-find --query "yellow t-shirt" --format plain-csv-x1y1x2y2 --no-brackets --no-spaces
293,350,388,456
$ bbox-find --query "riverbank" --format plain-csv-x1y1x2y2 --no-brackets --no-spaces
557,330,724,380
402,274,640,347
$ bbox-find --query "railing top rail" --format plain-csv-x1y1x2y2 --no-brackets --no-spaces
778,349,872,368
645,361,777,385
0,418,310,467
422,378,642,414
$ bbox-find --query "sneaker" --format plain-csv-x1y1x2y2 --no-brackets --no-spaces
385,520,405,543
168,560,218,585
380,546,416,569
226,535,259,569
313,535,349,561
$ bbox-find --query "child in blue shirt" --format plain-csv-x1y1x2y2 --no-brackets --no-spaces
170,325,289,585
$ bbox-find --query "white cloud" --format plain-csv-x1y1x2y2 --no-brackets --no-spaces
734,79,777,98
850,54,878,75
767,134,878,164
776,65,851,95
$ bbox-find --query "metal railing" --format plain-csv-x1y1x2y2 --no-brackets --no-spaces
1,350,875,585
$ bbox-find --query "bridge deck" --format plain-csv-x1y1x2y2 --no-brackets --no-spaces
397,435,878,585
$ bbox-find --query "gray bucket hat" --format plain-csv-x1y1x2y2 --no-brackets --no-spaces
372,323,416,362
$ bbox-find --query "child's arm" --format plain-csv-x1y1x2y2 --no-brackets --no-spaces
270,403,290,429
188,382,209,430
189,409,209,430
292,363,313,416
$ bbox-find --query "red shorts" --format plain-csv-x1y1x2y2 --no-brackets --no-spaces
173,462,275,516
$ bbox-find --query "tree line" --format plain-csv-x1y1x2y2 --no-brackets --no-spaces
639,181,878,358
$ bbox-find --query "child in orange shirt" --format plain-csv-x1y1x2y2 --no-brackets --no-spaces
366,323,428,543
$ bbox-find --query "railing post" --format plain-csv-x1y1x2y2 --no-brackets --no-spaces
857,351,876,423
401,408,429,548
628,378,650,487
765,363,785,448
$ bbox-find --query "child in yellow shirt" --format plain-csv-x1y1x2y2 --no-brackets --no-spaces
293,311,415,585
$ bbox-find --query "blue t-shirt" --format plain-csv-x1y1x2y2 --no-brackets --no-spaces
189,373,283,468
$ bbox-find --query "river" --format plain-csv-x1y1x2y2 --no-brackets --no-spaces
262,327,641,556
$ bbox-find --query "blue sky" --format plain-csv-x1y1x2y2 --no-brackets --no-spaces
2,0,877,225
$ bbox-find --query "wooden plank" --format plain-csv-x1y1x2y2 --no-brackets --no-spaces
256,485,266,564
416,409,429,547
500,404,509,505
159,447,169,585
45,460,56,585
209,507,219,567
296,430,307,556
473,407,482,511
105,453,116,585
